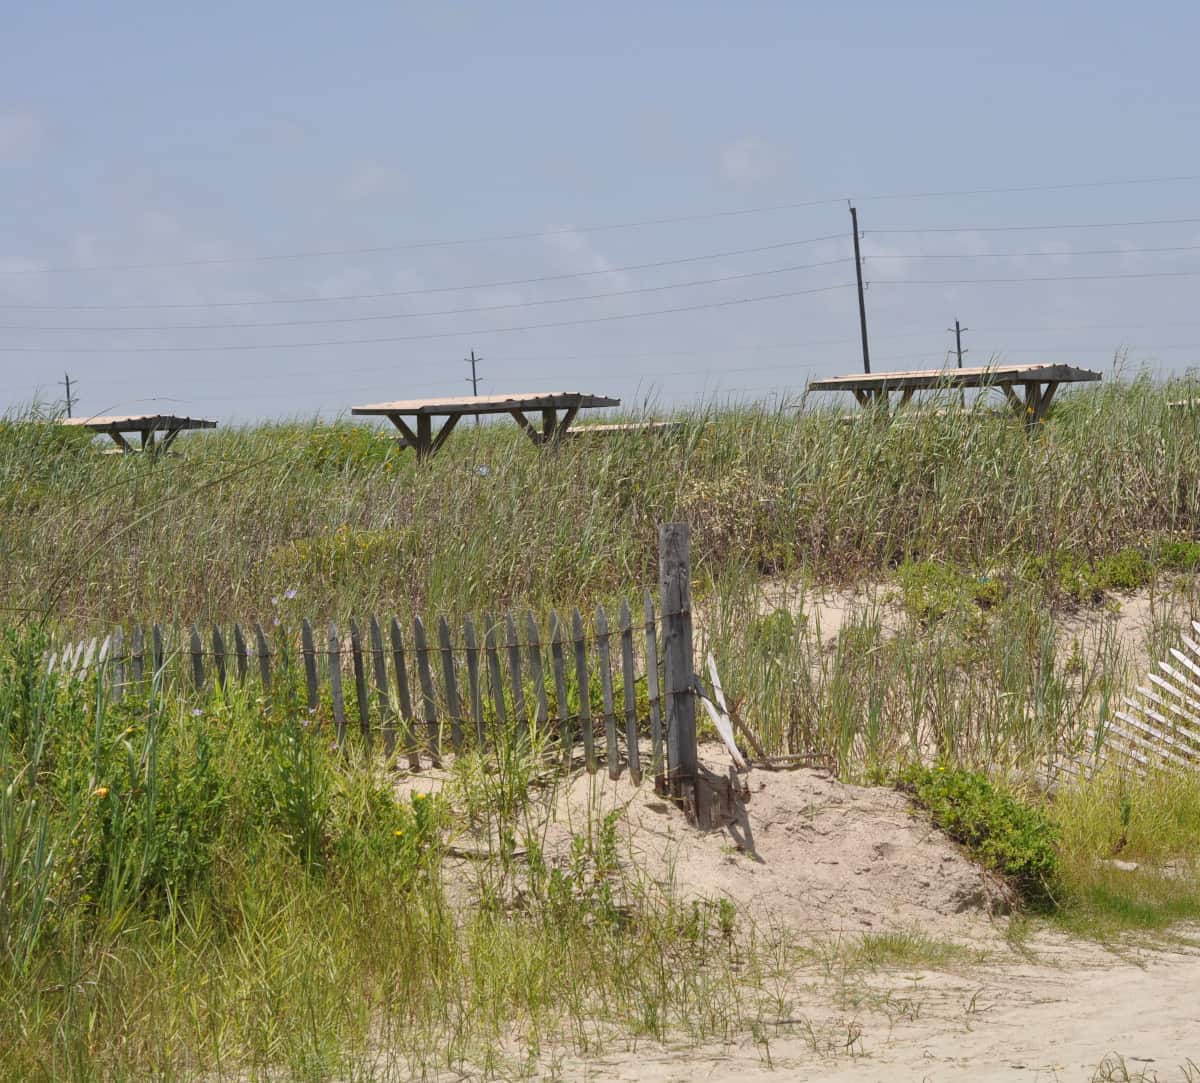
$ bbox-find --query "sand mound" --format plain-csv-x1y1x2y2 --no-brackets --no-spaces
536,752,1009,940
405,743,1010,942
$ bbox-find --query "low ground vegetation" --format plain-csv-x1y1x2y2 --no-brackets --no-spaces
2,378,1200,1077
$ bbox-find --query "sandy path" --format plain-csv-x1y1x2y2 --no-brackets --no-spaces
552,943,1200,1082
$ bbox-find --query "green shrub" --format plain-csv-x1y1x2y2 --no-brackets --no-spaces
898,764,1059,909
300,425,404,473
1157,539,1200,571
895,560,1003,623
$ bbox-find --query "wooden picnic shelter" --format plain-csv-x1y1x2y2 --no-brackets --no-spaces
808,363,1101,429
350,391,620,460
62,413,217,454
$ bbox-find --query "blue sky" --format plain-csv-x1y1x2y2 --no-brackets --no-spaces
2,1,1198,422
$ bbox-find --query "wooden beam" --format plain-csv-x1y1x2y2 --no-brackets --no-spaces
385,414,419,448
541,407,557,443
159,427,183,454
509,410,540,444
110,431,132,453
416,415,433,461
898,388,915,407
428,413,461,456
1001,385,1023,414
557,404,580,435
1035,380,1059,422
1023,383,1042,431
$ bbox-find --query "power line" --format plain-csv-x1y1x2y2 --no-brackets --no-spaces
866,243,1200,261
4,173,1198,276
869,216,1200,235
874,269,1200,286
0,257,854,333
0,281,856,353
0,235,847,311
0,200,851,276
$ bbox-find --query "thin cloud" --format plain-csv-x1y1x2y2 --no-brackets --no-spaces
0,107,43,162
340,161,408,202
719,135,784,184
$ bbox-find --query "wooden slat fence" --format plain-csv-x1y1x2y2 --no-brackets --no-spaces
1049,619,1200,785
46,599,672,781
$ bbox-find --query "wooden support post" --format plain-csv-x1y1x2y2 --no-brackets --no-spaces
416,415,433,462
1022,383,1042,432
190,625,205,691
541,408,557,444
659,522,698,809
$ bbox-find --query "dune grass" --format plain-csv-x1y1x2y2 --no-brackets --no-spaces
3,377,1200,1076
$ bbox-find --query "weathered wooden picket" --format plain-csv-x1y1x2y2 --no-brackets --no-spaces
44,525,720,814
48,601,666,776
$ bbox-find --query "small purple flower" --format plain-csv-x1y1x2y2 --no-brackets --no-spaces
191,708,202,717
271,595,279,607
285,589,298,600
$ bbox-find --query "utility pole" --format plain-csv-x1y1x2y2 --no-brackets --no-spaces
849,204,870,374
60,372,76,417
949,320,968,369
464,349,482,427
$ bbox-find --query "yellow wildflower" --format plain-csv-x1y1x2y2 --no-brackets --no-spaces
394,829,404,837
94,786,109,798
414,792,426,800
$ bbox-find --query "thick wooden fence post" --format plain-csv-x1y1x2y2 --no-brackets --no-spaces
659,522,698,807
